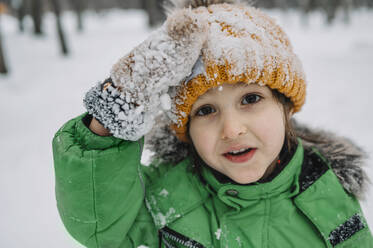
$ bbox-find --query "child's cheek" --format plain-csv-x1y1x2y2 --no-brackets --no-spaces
255,106,286,151
190,121,217,162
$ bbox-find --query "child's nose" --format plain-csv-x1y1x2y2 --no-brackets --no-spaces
221,112,248,140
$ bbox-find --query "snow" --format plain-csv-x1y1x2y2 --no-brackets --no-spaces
215,228,222,240
205,4,304,83
159,188,169,197
107,7,207,139
156,208,177,227
235,236,242,247
0,7,373,248
160,93,172,110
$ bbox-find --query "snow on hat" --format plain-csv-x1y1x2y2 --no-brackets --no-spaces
166,0,307,142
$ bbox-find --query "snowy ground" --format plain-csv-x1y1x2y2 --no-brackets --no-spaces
0,8,372,248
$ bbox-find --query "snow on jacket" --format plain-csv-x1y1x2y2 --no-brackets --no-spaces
52,113,373,248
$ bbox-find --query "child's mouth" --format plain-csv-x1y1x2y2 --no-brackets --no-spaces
223,148,257,163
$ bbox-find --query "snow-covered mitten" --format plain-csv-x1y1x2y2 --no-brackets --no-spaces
83,8,207,141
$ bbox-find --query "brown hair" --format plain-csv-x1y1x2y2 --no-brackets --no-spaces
271,89,297,151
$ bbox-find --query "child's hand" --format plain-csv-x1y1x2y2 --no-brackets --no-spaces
84,8,207,141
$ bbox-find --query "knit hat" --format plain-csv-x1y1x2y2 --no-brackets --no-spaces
167,1,306,142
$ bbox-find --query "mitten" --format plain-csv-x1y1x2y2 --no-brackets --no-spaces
84,8,207,141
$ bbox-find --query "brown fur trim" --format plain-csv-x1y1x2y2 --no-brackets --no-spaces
293,120,370,199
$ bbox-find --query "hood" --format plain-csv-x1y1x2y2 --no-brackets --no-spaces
145,119,370,199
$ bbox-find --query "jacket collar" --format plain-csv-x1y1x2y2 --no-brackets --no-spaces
200,141,303,210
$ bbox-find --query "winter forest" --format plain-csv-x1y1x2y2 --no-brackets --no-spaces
0,0,372,247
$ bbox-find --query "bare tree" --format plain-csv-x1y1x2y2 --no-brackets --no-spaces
68,0,84,32
0,16,8,74
0,2,8,74
50,0,68,55
10,0,28,32
31,0,43,35
143,0,165,27
299,0,318,25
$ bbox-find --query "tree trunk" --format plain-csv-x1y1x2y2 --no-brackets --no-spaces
300,0,318,26
140,0,147,9
324,0,342,24
143,0,165,27
342,0,352,24
50,0,69,55
31,0,43,35
17,0,27,32
69,0,84,32
0,18,9,74
274,0,288,9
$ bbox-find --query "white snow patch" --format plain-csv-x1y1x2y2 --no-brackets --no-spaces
215,228,222,240
160,94,171,111
236,236,242,247
159,188,169,197
156,207,176,227
156,213,167,227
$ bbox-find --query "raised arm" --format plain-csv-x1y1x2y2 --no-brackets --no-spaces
52,114,156,247
53,8,207,247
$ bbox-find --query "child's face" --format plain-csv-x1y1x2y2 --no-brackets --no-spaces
189,83,286,184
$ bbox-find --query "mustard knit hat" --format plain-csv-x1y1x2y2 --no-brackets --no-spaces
168,1,306,142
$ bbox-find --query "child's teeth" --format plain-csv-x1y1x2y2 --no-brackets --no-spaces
230,148,248,154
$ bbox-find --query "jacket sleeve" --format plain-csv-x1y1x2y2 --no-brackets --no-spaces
52,113,157,247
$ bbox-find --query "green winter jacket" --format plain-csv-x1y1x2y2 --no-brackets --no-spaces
52,114,373,248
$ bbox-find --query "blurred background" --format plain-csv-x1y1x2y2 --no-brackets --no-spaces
0,0,372,247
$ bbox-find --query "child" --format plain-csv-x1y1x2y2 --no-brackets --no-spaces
52,0,373,247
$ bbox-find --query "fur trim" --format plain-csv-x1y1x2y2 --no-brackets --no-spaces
145,120,370,198
293,120,369,199
146,125,190,165
145,116,189,164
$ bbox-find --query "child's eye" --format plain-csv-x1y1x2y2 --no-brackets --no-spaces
195,105,216,116
241,94,262,105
